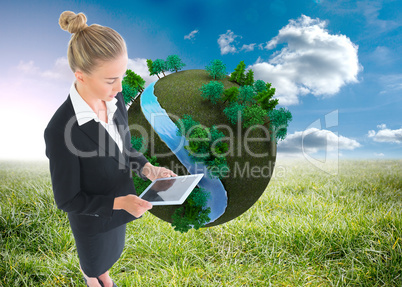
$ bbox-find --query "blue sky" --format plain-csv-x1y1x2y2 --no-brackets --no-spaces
0,0,401,160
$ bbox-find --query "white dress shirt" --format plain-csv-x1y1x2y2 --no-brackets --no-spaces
69,81,124,153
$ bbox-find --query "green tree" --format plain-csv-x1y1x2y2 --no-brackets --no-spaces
254,79,266,93
152,59,167,77
123,69,145,95
243,104,267,129
131,135,147,154
122,83,139,105
222,86,239,104
254,83,278,112
185,126,211,161
175,114,200,137
199,81,224,104
166,55,186,73
171,206,211,233
205,59,227,80
268,107,293,142
209,125,228,157
184,125,229,174
176,117,229,179
229,60,246,85
244,69,254,86
207,156,229,179
223,102,245,125
171,187,211,233
147,59,159,79
238,85,256,105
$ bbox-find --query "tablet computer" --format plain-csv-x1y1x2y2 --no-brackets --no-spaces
139,173,204,205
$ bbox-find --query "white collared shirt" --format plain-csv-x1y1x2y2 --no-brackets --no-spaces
69,81,124,153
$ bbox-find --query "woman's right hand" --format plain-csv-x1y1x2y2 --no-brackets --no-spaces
113,194,152,218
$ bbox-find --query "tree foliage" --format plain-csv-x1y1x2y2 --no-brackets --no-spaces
222,87,239,104
238,85,256,105
171,187,211,233
205,59,227,80
244,69,254,86
122,83,139,105
229,60,246,85
186,126,211,162
209,125,229,156
254,79,266,94
242,104,267,129
223,102,245,125
175,114,229,179
131,135,147,154
185,125,229,178
123,69,145,94
199,81,224,104
175,114,200,138
152,59,167,77
147,59,159,79
268,107,293,142
166,55,186,73
254,83,278,112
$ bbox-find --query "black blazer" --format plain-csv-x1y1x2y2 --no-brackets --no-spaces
44,91,150,235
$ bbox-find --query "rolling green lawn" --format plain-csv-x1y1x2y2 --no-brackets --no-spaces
0,159,401,286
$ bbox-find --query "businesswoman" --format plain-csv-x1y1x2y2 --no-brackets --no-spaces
44,11,176,287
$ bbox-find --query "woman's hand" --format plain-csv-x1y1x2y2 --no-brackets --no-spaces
113,194,152,218
141,162,177,181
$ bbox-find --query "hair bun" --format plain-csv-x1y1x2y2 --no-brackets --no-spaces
59,11,88,34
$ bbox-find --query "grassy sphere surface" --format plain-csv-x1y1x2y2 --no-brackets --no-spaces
128,69,276,226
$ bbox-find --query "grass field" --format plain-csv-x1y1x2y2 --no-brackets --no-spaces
0,159,401,286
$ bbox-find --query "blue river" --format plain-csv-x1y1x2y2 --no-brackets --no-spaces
140,82,228,224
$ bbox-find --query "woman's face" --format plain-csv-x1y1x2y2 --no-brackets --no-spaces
78,51,128,102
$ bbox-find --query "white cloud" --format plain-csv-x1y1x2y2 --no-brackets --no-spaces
249,15,361,105
371,46,393,65
241,43,256,52
15,57,158,89
323,1,401,35
379,74,402,94
377,123,387,129
368,126,402,143
374,152,384,157
278,128,361,155
218,30,239,55
184,30,199,40
16,60,40,74
17,57,74,82
127,58,160,87
359,1,401,34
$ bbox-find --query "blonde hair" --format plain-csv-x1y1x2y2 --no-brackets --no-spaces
59,11,127,75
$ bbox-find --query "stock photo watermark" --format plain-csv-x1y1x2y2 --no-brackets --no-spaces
62,108,340,178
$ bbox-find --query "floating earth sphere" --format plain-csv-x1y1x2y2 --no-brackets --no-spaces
128,69,277,227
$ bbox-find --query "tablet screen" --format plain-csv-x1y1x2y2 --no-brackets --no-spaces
139,174,204,205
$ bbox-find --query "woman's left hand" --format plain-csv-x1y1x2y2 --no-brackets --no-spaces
142,162,177,181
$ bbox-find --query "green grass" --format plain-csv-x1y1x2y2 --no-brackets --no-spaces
1,159,401,286
154,69,239,129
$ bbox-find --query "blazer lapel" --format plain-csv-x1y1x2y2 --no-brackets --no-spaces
78,120,127,170
65,94,129,169
113,108,131,167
